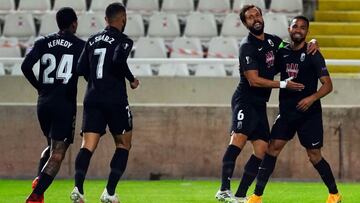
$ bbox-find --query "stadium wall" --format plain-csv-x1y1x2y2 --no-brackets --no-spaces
0,105,359,181
0,76,360,105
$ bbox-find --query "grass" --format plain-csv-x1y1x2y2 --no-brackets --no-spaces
0,179,359,203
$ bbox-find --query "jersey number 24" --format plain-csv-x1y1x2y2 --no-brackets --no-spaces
41,53,73,84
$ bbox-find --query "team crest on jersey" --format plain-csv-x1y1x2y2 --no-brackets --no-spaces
265,51,275,68
300,53,306,62
268,39,274,47
286,63,299,78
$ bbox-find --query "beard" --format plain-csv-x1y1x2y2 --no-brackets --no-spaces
291,33,305,44
247,21,264,36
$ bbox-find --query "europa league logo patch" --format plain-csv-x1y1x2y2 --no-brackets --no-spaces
300,53,306,62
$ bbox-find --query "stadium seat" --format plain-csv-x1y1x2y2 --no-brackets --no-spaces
134,37,167,58
263,13,289,39
77,13,106,39
10,64,23,75
157,63,189,76
90,0,123,13
123,13,145,39
0,36,19,47
207,37,239,58
18,0,51,15
270,0,303,14
147,12,180,39
39,12,58,36
233,0,266,13
126,0,159,15
171,37,203,58
194,63,227,77
0,0,15,16
184,12,217,39
221,13,248,38
161,0,194,15
53,0,87,13
3,13,36,40
232,65,240,77
128,63,153,76
0,63,5,76
0,45,21,57
197,0,231,15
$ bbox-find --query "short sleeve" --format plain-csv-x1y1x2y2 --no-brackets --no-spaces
239,43,259,71
312,51,329,78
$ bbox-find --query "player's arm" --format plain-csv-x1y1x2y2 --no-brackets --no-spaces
306,39,319,55
21,40,42,89
244,70,303,90
113,38,139,89
77,43,90,81
297,52,332,111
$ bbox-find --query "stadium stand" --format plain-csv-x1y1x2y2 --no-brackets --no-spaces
263,12,289,39
147,12,180,40
126,0,159,15
123,13,145,39
38,12,58,36
207,36,239,58
89,0,123,13
170,37,203,58
269,0,303,15
53,0,87,13
184,12,218,39
233,0,266,13
128,63,153,76
0,63,5,76
17,0,51,15
197,0,231,15
0,0,15,16
134,37,167,58
3,13,36,41
194,63,227,77
221,13,249,38
77,12,106,39
161,0,194,16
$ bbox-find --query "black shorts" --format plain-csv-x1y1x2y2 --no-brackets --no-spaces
37,102,76,145
270,112,323,149
230,101,270,142
82,101,133,136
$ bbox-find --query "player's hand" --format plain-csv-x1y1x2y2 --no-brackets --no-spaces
307,39,319,55
130,78,140,89
286,80,305,91
297,95,316,112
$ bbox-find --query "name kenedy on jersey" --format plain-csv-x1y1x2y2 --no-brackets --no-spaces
48,39,73,48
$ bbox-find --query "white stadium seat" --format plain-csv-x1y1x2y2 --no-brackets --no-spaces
18,0,51,14
161,0,194,15
148,12,180,39
0,63,5,76
123,13,145,39
0,46,21,57
157,63,189,76
39,12,58,36
0,37,19,47
171,37,203,58
270,0,303,14
134,37,167,58
128,63,153,76
233,0,266,13
184,12,217,39
53,0,87,12
90,0,123,13
126,0,159,14
208,37,239,58
263,13,289,39
3,13,36,40
221,13,248,38
77,13,106,39
195,64,227,77
0,0,15,15
197,0,231,14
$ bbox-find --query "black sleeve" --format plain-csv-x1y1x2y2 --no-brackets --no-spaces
312,51,329,78
21,39,42,89
77,42,90,81
239,43,259,71
274,50,282,75
112,38,135,82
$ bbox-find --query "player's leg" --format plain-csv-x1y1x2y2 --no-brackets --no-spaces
101,104,133,202
235,103,269,200
299,113,341,203
33,142,50,190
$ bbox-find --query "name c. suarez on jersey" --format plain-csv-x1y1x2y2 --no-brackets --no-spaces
48,39,73,49
89,34,115,46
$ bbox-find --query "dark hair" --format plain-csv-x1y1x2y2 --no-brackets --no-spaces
291,15,310,28
56,7,77,30
239,4,262,24
106,2,126,22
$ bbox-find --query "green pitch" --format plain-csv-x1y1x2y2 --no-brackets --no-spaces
1,179,359,203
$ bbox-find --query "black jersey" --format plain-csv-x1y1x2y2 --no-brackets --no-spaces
275,42,329,118
236,33,283,103
21,31,85,104
77,26,135,105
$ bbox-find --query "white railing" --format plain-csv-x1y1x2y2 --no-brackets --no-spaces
1,57,360,66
